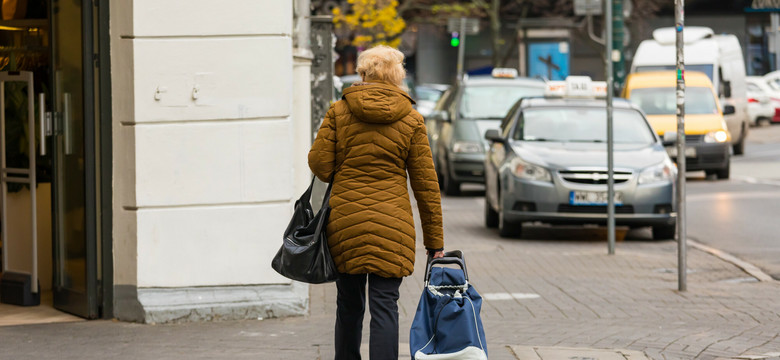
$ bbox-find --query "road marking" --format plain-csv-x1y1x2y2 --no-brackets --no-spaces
687,238,777,283
737,148,780,158
687,191,780,202
483,292,541,301
734,176,780,187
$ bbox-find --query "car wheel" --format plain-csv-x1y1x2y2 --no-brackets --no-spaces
652,224,676,240
732,125,746,155
715,163,730,180
485,195,498,228
759,117,772,127
442,160,461,196
498,206,521,238
732,140,745,156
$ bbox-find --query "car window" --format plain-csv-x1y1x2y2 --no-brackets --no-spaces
459,85,544,119
635,64,714,81
628,87,719,115
514,108,656,145
768,78,780,91
503,112,519,138
417,87,444,102
500,101,521,135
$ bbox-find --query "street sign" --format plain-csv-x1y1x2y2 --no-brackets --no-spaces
575,0,632,17
447,18,479,35
745,0,780,11
575,0,603,15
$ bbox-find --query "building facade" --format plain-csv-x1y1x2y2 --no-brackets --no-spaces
0,0,311,323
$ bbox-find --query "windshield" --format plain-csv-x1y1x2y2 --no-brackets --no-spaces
416,87,444,102
766,78,780,91
628,87,718,115
460,85,544,119
514,108,656,145
635,64,714,81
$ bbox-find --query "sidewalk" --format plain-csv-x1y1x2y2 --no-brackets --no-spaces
2,195,780,359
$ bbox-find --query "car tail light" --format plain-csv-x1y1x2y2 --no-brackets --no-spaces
748,98,759,103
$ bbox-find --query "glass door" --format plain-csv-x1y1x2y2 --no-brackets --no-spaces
50,0,98,318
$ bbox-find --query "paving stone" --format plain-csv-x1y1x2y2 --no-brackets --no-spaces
1,194,779,359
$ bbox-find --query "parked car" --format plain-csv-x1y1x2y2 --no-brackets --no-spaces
759,70,780,123
415,83,450,118
631,26,750,154
427,69,546,195
745,76,775,126
623,71,732,179
484,76,677,240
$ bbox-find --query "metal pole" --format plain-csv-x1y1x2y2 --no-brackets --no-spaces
612,0,625,90
605,0,616,255
772,13,780,71
675,0,687,292
457,17,466,81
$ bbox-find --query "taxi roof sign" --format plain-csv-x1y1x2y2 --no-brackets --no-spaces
545,76,607,98
491,68,518,79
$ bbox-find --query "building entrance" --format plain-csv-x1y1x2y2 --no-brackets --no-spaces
0,0,107,322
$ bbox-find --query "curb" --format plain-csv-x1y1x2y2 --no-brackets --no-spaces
687,238,777,283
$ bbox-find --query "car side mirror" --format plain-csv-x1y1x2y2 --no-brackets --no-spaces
722,105,736,115
662,131,677,145
484,129,505,143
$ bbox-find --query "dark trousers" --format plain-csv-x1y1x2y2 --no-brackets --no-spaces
334,273,403,360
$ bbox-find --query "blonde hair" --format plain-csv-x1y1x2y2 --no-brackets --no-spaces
356,45,406,88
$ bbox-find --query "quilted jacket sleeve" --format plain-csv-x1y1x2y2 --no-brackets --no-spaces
308,106,337,182
406,123,444,250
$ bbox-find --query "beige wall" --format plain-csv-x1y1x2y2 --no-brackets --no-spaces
111,1,306,294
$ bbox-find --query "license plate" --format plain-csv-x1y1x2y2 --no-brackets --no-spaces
666,146,696,158
569,191,623,206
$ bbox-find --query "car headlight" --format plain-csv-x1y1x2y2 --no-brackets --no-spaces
703,130,729,143
638,159,676,185
452,141,483,153
510,157,552,182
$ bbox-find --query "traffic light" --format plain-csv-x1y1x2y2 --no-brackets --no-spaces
450,31,460,47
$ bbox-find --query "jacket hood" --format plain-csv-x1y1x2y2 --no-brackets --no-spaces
342,81,415,124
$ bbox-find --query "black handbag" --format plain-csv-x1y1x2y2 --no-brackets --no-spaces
271,177,339,284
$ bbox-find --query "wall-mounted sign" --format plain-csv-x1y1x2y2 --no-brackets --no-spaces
574,0,632,17
745,0,780,12
528,42,570,81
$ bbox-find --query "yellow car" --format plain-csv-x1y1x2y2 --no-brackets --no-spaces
622,71,732,179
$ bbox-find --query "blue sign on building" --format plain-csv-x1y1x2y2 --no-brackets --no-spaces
528,42,570,81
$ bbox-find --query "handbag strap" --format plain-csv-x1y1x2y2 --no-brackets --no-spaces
300,177,317,204
321,178,334,208
301,175,335,208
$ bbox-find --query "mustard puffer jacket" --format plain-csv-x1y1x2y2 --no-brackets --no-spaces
308,81,444,278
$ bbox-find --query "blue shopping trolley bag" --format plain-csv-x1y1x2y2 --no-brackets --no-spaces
410,250,487,359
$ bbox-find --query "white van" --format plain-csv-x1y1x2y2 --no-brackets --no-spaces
631,27,749,155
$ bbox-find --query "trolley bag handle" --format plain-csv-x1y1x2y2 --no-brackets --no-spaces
424,250,469,286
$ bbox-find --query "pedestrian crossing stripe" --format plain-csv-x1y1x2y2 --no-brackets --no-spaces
482,293,540,301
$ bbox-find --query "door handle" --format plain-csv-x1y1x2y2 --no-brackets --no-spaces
63,92,73,155
38,93,54,156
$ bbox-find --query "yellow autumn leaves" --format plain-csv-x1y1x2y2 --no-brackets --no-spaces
333,0,405,48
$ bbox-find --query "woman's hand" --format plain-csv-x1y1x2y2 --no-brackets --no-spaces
429,250,445,259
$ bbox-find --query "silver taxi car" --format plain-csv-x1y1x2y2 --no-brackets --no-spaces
483,77,677,240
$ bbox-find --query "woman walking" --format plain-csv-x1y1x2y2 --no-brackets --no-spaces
308,45,444,360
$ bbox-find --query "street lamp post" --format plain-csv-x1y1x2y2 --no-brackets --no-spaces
605,0,616,255
675,0,687,292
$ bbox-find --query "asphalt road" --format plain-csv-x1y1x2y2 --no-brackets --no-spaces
686,124,780,279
